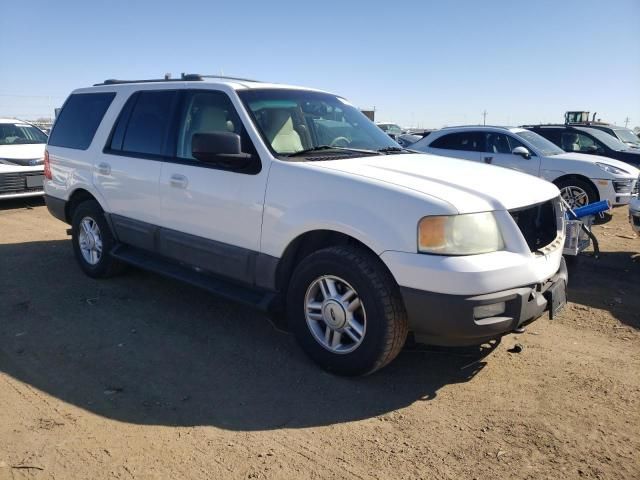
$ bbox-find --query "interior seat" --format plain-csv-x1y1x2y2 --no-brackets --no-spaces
263,109,303,154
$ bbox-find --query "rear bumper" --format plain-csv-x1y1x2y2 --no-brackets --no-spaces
401,257,568,346
45,194,68,223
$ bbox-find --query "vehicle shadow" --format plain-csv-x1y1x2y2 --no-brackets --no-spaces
0,197,45,212
0,239,492,431
567,250,640,329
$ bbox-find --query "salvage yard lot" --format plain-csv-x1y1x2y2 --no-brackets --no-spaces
1,199,639,480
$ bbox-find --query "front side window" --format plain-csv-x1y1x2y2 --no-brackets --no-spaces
430,132,481,151
561,132,601,153
484,133,511,153
238,89,398,156
0,123,48,146
176,91,254,160
49,92,115,150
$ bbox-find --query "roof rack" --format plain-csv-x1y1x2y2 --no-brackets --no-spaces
94,73,262,87
181,73,263,83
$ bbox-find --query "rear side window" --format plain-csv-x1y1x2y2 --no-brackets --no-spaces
430,132,481,151
48,93,115,150
108,90,177,157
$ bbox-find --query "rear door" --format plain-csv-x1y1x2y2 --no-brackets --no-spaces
95,89,178,250
426,131,482,161
481,132,541,176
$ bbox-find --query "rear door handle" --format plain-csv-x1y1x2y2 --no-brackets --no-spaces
97,162,111,175
483,156,493,164
169,173,188,189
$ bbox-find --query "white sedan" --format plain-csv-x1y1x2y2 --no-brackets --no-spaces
0,118,47,200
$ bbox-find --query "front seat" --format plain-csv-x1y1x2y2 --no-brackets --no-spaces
264,110,303,154
184,105,234,157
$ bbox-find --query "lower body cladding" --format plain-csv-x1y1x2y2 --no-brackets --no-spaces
398,258,568,347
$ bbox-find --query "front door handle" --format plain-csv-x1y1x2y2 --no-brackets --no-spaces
483,156,493,164
97,162,111,175
169,173,188,189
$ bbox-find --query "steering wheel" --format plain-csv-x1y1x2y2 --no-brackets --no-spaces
330,136,351,147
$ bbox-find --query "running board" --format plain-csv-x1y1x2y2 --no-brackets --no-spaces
110,245,275,311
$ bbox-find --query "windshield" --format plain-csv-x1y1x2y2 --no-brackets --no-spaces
0,122,48,146
614,128,640,145
578,127,629,151
515,130,565,156
237,89,399,157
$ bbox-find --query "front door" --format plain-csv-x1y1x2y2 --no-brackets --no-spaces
158,89,268,284
481,132,541,176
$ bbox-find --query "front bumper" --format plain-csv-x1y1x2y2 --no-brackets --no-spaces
401,257,568,346
597,177,638,206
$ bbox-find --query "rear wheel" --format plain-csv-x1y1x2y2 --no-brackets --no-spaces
71,200,125,278
287,246,408,376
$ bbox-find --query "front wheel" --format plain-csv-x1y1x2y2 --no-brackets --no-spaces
555,178,598,209
286,246,408,376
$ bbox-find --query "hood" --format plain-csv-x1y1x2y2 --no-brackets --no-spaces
0,143,46,166
311,153,559,214
552,152,640,176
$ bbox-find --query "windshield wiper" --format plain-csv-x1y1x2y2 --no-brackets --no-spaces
287,145,382,157
377,146,414,154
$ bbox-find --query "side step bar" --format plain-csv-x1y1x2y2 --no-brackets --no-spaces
110,245,276,311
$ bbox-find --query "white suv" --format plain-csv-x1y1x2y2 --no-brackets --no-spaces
410,126,639,209
44,75,567,375
0,118,47,199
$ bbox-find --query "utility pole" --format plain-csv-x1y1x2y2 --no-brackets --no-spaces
482,110,487,126
624,117,630,128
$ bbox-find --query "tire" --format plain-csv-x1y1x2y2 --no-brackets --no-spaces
286,246,408,376
71,199,125,278
555,178,598,210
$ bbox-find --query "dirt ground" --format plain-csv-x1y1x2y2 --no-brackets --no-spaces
0,198,638,480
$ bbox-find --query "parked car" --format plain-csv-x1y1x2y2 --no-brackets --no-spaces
630,196,640,235
0,118,47,200
376,122,405,139
396,133,423,148
410,126,639,209
523,125,640,168
44,75,567,375
584,125,640,150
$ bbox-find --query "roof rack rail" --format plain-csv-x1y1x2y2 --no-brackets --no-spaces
93,73,262,86
94,76,204,86
180,73,263,83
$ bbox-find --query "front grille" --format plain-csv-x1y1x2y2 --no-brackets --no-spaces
0,172,44,195
613,179,634,194
510,199,559,252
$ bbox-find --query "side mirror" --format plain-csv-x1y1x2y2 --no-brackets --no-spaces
192,132,252,167
512,146,531,159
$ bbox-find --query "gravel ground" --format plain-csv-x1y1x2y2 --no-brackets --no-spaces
0,198,638,479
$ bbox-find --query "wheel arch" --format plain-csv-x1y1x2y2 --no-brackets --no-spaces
552,174,600,202
274,229,393,293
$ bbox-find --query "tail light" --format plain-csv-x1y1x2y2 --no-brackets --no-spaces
44,149,52,179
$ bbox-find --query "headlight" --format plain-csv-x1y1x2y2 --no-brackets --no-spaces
596,162,629,175
418,212,504,255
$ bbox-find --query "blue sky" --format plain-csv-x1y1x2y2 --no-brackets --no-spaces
1,0,639,129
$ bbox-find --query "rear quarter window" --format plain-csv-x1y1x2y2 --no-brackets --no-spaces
48,93,116,150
